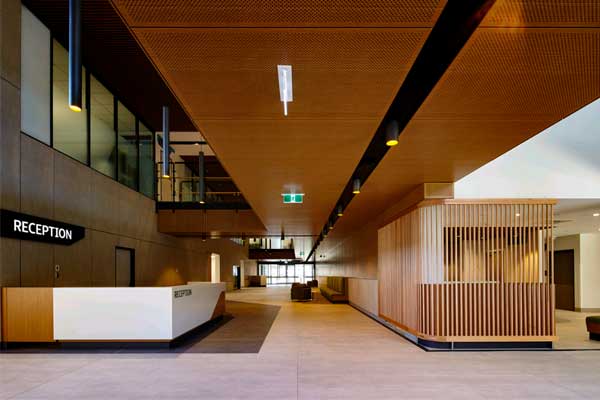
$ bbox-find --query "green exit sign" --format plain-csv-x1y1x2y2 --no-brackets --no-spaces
282,193,304,204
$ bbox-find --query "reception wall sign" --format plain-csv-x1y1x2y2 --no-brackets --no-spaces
0,209,85,245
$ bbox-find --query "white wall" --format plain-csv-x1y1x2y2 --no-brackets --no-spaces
580,233,600,310
455,98,600,199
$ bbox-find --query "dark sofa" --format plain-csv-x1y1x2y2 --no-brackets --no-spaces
291,283,312,301
586,316,600,340
320,276,348,303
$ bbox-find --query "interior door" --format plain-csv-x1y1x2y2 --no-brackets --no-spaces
115,247,135,287
554,249,575,311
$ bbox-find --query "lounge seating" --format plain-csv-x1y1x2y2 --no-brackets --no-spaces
306,279,318,288
586,316,600,340
319,276,348,303
291,283,312,301
248,275,267,287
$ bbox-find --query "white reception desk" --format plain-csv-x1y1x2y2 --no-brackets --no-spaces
53,282,226,342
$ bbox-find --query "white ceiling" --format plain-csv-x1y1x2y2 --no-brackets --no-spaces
554,199,600,238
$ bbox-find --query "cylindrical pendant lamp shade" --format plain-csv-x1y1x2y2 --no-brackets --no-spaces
68,0,82,112
161,106,170,178
198,151,206,204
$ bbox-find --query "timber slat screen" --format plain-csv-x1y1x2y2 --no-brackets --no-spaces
378,200,555,342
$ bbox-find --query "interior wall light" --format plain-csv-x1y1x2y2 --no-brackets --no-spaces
352,178,361,194
337,205,344,217
198,149,206,204
385,119,400,147
161,106,170,178
68,0,82,112
277,65,293,116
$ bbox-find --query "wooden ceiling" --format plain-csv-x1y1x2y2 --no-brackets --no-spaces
108,0,599,244
321,0,600,251
111,0,447,236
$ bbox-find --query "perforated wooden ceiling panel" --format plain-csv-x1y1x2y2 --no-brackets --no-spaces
196,119,378,235
482,0,600,26
136,28,428,120
320,0,600,245
115,0,444,27
418,29,600,120
109,0,445,235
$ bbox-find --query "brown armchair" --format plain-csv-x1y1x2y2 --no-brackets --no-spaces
291,283,312,301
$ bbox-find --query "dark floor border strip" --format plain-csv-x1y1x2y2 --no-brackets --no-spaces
349,302,561,352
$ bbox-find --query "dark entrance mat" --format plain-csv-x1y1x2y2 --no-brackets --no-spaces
0,301,280,354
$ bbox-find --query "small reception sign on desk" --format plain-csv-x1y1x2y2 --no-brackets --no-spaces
1,282,225,343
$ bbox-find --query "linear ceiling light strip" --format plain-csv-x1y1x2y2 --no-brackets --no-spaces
306,0,497,262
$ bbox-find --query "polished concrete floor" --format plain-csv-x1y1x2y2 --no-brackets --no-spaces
1,286,600,399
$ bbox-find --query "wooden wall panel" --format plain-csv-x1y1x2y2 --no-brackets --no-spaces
379,200,556,342
2,135,247,293
20,241,54,287
2,288,54,342
20,134,54,218
348,278,378,316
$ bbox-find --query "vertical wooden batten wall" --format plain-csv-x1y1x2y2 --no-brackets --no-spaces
378,200,556,344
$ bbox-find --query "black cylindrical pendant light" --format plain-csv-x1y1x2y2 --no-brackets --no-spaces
161,106,170,178
68,0,82,112
385,119,399,147
337,205,343,217
198,150,206,204
352,178,361,194
328,220,334,230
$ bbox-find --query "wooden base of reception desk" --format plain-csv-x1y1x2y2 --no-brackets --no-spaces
2,288,54,342
1,283,225,345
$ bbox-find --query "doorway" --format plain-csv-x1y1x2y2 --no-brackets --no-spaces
554,249,575,311
233,265,241,290
115,247,135,287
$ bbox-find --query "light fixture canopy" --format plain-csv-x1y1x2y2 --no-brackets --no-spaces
337,205,344,217
385,119,400,147
352,178,361,194
161,106,170,178
277,65,293,116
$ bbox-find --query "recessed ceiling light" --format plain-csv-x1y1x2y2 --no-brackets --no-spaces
515,213,521,217
277,65,293,116
594,213,600,217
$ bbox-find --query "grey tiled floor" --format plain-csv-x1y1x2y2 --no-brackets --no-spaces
1,286,599,399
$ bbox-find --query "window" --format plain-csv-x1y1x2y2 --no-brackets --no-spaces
21,6,51,144
117,101,138,190
90,75,116,178
21,16,155,199
52,40,88,163
139,121,154,198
